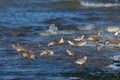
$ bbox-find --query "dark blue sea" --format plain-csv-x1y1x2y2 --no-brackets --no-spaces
0,0,120,80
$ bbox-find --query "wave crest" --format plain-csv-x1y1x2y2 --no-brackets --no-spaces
39,24,97,36
80,1,120,7
39,24,80,36
105,26,120,32
39,24,58,36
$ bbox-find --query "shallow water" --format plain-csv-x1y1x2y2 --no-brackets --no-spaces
0,0,120,80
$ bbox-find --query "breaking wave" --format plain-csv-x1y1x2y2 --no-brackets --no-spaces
80,0,120,8
39,24,58,36
77,24,95,31
39,24,79,36
39,24,75,36
105,26,120,32
39,24,97,36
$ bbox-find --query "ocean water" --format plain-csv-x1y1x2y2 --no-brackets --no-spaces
0,0,120,80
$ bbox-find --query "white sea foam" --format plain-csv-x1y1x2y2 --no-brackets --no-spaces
105,26,120,32
108,63,120,70
40,24,118,36
113,55,120,61
77,24,95,31
108,55,120,70
39,24,58,36
39,24,77,36
80,1,120,7
39,24,101,36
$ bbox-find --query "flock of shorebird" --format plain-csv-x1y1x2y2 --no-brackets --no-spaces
12,30,120,66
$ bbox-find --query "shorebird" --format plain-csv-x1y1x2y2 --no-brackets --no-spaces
104,40,109,44
22,49,28,59
12,44,25,52
96,44,101,51
40,50,54,56
67,40,75,46
28,51,35,60
103,40,109,48
76,41,87,47
113,30,119,36
87,32,101,41
75,56,87,65
104,40,109,45
74,35,84,41
114,43,120,48
58,37,64,45
48,40,55,47
114,31,119,36
40,50,48,56
66,49,74,56
47,50,54,55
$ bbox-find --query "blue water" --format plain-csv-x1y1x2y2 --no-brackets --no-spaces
0,0,120,28
0,0,120,80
